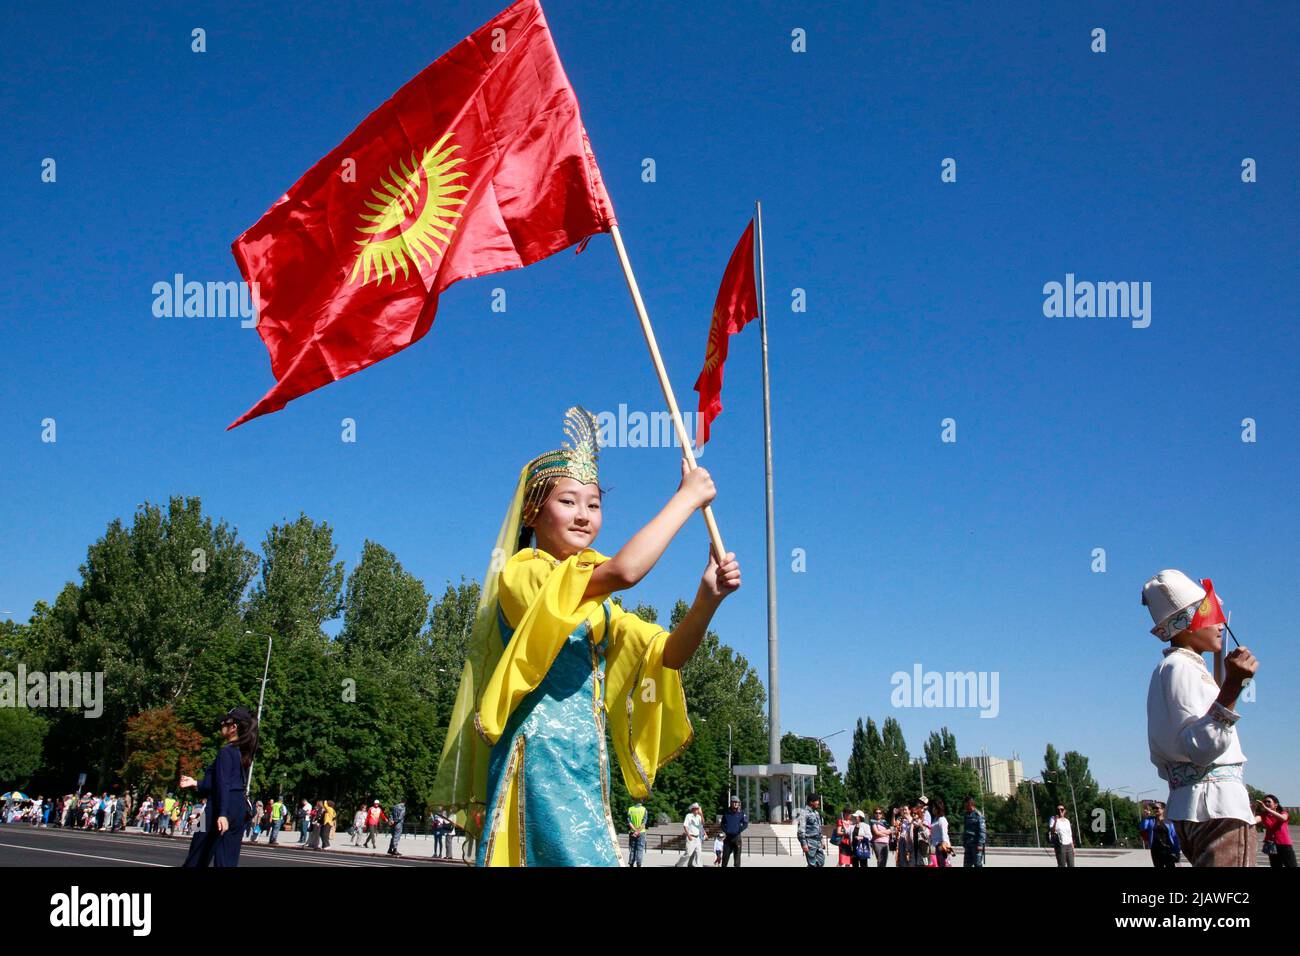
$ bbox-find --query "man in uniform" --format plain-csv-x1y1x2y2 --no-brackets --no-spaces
797,793,825,867
962,796,986,867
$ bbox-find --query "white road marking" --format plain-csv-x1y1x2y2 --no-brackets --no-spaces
0,840,168,866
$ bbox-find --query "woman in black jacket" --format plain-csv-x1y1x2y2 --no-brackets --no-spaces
179,707,258,867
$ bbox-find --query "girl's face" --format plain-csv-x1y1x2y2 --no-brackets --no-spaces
533,477,602,559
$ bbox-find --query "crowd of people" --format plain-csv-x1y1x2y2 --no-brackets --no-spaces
643,792,985,868
4,784,1290,870
797,793,985,867
648,788,1294,868
0,789,473,860
234,796,468,859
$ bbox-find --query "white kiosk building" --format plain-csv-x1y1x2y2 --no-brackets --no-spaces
732,762,819,824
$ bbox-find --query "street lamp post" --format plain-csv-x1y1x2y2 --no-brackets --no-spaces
726,724,734,804
1026,778,1043,849
799,730,847,791
1065,773,1081,847
244,629,275,798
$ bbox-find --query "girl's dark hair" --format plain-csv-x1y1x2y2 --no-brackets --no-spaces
229,712,259,771
1265,794,1280,805
515,522,535,554
932,797,947,817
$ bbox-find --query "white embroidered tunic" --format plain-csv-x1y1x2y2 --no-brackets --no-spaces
1146,647,1252,824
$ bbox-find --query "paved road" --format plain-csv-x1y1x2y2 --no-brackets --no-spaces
1,825,1272,867
0,825,458,867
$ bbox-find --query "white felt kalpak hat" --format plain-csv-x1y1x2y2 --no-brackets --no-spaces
1142,569,1206,640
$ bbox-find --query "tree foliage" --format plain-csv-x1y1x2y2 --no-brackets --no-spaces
119,706,203,799
0,708,48,787
8,498,768,834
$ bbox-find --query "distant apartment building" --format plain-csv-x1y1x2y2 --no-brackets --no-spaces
961,754,1024,798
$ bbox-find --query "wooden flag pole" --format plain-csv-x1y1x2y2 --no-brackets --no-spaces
608,224,727,562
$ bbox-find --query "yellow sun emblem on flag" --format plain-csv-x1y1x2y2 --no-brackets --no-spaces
349,132,468,286
702,312,723,372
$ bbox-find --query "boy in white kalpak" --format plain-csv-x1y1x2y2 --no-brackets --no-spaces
1143,570,1259,866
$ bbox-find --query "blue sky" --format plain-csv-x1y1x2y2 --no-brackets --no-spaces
3,1,1297,804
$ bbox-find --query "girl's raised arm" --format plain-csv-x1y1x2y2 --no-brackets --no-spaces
582,460,716,601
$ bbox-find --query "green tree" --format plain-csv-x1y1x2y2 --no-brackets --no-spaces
239,515,346,805
338,541,431,664
920,727,981,826
0,708,48,787
781,732,848,814
244,514,345,639
861,717,885,801
425,579,480,768
25,497,256,792
119,706,203,799
879,717,914,806
845,718,870,803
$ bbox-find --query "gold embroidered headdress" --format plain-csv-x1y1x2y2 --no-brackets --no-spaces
521,406,600,526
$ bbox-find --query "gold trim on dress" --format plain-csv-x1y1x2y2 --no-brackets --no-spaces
589,612,625,865
626,634,695,795
472,711,494,746
482,734,526,867
516,736,527,866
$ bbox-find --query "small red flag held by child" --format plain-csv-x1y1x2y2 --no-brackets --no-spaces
1190,578,1227,630
228,0,615,429
692,220,759,446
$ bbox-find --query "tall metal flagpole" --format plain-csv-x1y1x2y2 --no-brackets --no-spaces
608,224,727,561
755,201,781,767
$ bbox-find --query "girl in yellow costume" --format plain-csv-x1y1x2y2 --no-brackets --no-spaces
432,407,740,866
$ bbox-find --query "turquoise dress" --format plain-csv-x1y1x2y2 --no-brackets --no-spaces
476,604,624,867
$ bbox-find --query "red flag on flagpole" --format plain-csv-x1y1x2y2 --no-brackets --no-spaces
228,0,615,429
692,220,759,445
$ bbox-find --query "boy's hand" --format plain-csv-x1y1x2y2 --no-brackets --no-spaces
677,459,717,509
702,550,741,600
1223,646,1258,686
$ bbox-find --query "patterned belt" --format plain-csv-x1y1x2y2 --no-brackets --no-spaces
1168,762,1244,789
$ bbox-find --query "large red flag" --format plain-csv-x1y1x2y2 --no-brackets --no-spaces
692,220,758,445
228,0,615,429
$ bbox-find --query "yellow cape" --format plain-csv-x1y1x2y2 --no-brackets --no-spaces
474,547,693,800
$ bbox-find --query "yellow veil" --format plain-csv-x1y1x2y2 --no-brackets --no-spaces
430,463,528,835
